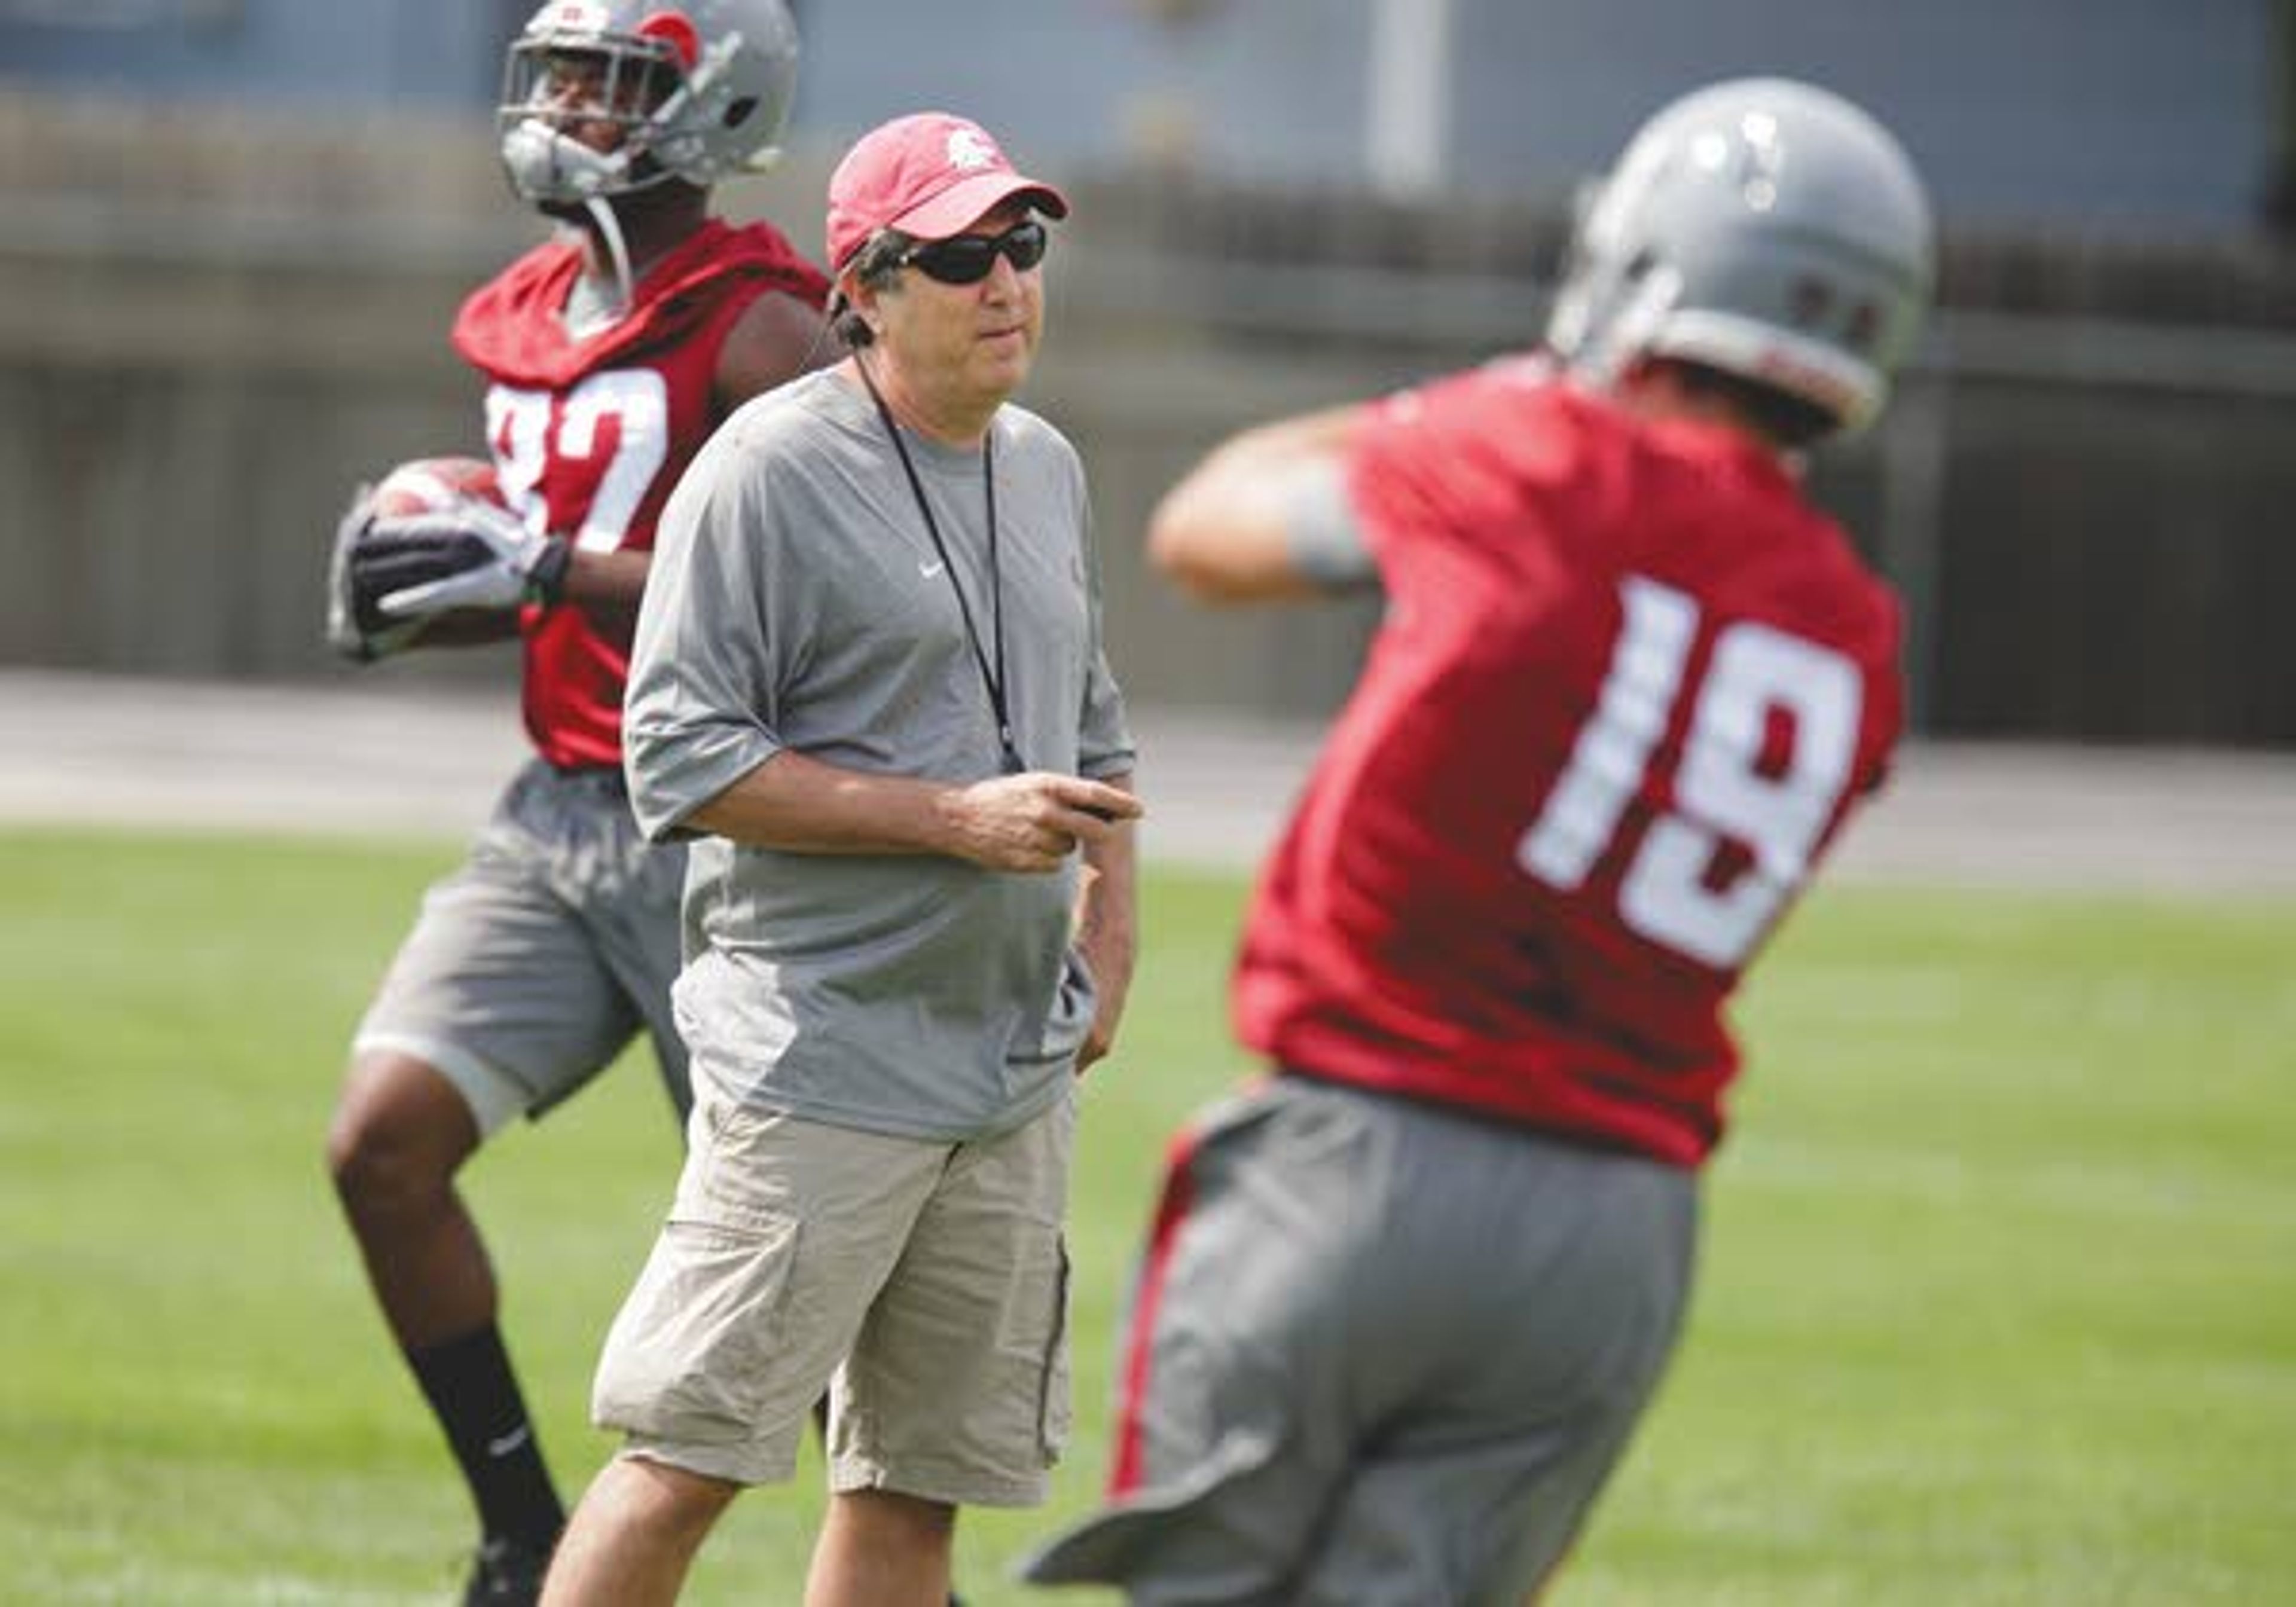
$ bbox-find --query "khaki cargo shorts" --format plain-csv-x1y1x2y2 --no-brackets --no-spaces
592,1086,1076,1507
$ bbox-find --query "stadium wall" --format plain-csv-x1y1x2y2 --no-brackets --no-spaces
1,91,2291,747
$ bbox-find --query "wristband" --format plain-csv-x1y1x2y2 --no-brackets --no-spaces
526,535,573,609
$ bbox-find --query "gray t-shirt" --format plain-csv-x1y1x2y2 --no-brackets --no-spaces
624,367,1134,1141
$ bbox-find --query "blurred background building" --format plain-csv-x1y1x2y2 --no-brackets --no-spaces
3,0,2294,744
3,0,2281,230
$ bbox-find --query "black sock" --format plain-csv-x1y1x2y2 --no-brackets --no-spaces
405,1325,566,1551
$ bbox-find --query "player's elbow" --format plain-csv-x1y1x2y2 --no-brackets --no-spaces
1147,498,1290,606
1147,509,1230,601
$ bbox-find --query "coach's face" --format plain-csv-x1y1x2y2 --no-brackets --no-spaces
875,200,1046,418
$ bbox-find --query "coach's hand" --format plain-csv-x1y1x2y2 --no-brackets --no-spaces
944,773,1142,873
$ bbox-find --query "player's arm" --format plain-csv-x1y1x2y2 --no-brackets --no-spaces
712,287,838,414
399,521,651,632
1148,404,1379,604
1071,770,1138,1071
331,472,646,652
393,610,521,647
683,750,1143,875
551,545,651,627
395,534,648,635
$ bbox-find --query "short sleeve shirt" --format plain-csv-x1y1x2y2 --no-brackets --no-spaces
623,368,1134,1139
1235,359,1904,1165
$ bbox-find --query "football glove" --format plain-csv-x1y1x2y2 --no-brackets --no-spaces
366,499,572,621
326,482,425,662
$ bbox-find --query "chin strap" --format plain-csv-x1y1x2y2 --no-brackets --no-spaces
582,195,636,322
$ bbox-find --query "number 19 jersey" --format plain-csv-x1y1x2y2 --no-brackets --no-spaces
1235,359,1905,1166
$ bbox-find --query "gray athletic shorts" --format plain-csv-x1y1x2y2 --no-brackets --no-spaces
1022,1073,1698,1606
592,1086,1076,1505
352,757,689,1136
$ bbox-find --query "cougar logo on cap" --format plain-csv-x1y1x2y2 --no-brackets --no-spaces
826,111,1070,271
947,127,999,172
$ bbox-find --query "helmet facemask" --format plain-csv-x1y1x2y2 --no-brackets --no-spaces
496,1,800,213
499,30,692,208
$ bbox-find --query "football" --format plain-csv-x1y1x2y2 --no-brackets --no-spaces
326,454,522,661
370,455,506,520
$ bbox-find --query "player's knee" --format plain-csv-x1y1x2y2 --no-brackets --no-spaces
328,1105,442,1219
325,1055,474,1215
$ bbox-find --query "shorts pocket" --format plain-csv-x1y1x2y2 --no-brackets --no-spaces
1037,1235,1074,1465
686,1097,802,1233
592,1208,802,1447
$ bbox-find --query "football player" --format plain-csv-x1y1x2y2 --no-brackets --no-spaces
322,4,829,1602
1023,77,1935,1605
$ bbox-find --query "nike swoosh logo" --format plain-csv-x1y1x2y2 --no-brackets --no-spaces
487,1424,533,1458
919,560,945,579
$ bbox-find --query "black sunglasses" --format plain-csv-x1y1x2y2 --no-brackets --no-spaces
900,220,1049,285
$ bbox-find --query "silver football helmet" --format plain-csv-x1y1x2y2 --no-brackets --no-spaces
497,0,800,208
1546,77,1935,435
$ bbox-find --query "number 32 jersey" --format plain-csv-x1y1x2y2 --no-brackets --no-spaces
1237,358,1905,1166
453,220,829,771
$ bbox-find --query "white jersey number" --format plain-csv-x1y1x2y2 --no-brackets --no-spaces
1516,575,1862,969
486,369,671,552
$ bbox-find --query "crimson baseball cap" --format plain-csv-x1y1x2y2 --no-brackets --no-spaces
826,111,1070,272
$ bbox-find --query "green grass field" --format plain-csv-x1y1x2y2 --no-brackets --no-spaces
2,826,2291,1605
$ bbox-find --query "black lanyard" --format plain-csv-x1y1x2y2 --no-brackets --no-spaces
856,359,1023,775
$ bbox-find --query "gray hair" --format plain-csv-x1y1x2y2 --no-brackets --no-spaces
850,228,917,293
831,228,918,348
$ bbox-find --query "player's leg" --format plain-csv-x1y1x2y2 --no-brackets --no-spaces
327,1048,489,1344
1021,1078,1370,1603
1283,1407,1643,1607
1282,1102,1699,1606
328,1044,575,1605
326,761,648,1597
578,769,692,1128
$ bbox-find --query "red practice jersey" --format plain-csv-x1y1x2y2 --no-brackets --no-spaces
453,219,829,769
1236,359,1905,1166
